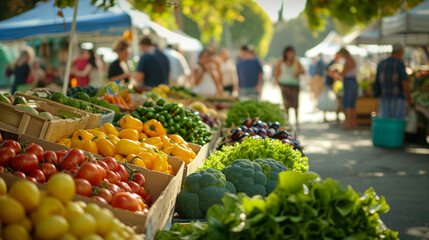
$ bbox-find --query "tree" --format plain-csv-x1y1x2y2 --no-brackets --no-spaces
305,0,424,32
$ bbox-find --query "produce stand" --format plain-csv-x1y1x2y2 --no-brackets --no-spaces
356,97,379,124
15,91,115,129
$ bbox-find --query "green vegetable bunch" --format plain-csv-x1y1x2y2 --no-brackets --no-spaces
226,100,286,127
157,171,399,240
200,137,308,173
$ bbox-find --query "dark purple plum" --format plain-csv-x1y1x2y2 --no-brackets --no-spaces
241,125,248,131
230,129,242,140
253,121,264,128
261,135,269,140
266,129,275,137
251,127,259,133
241,118,252,127
273,131,289,139
261,122,269,129
258,128,267,136
237,132,251,143
272,122,281,130
246,128,256,136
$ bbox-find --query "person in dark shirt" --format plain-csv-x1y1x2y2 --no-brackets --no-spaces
134,37,170,87
236,45,263,101
374,43,413,119
108,38,131,83
11,47,35,94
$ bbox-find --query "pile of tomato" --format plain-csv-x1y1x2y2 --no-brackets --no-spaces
0,134,152,214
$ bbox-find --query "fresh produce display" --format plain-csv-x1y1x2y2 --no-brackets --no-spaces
57,120,196,173
222,117,304,154
0,134,152,213
188,101,226,127
201,137,308,173
96,81,120,97
176,158,287,219
226,100,286,127
133,99,213,145
176,168,236,219
157,171,398,240
103,89,141,110
67,85,98,97
170,86,199,99
0,175,144,239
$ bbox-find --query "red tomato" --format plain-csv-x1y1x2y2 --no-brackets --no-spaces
0,133,2,143
96,160,109,171
55,150,67,162
111,192,140,211
106,170,120,184
107,183,123,196
60,149,85,170
145,193,153,206
24,143,44,162
104,157,118,171
2,140,21,154
116,164,128,182
27,177,38,184
116,181,132,192
10,153,38,173
140,187,147,199
132,173,146,187
0,147,16,166
43,150,58,164
75,162,102,186
39,163,58,180
96,165,106,180
88,156,97,163
91,195,108,205
127,181,142,195
97,188,113,204
29,169,46,183
75,178,92,197
13,171,26,179
64,167,79,177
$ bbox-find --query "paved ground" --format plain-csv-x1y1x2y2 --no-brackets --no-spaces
261,81,429,240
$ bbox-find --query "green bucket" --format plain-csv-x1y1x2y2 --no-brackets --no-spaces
372,117,405,148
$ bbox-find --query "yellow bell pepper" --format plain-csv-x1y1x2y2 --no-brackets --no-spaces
162,145,173,155
120,115,143,132
71,139,84,149
96,138,115,157
138,151,155,170
86,129,107,139
141,143,158,151
71,130,94,141
115,139,141,156
170,134,185,144
158,84,170,93
159,135,170,144
114,154,125,162
106,134,120,146
142,137,163,150
168,165,175,175
126,154,146,168
152,152,168,173
126,154,140,163
172,143,193,164
57,138,71,148
80,138,98,155
139,132,148,141
143,119,166,137
101,123,119,137
119,129,139,141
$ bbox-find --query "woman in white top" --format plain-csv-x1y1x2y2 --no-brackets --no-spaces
219,48,239,96
192,49,223,96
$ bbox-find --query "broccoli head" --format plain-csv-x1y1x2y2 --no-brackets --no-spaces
176,168,236,219
254,158,287,194
222,159,268,197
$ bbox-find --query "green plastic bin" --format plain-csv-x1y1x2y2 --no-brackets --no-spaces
372,117,405,148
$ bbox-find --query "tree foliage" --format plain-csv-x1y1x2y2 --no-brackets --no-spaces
305,0,424,31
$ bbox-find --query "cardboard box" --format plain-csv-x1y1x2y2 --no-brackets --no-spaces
0,100,89,143
15,92,114,129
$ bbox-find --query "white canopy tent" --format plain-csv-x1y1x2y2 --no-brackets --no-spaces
382,0,429,36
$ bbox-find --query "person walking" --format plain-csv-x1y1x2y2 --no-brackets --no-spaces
374,43,412,119
314,54,326,101
108,39,131,83
135,37,170,87
11,47,35,94
219,48,239,96
71,48,98,87
336,48,358,129
192,49,222,96
236,45,263,100
274,46,304,128
164,45,190,87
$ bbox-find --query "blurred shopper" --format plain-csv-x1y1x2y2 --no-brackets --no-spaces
236,45,263,100
135,37,170,87
219,48,239,96
314,54,326,100
374,43,412,119
207,46,223,85
337,48,358,129
71,48,98,86
33,58,46,83
274,46,304,127
11,47,35,94
192,49,222,96
108,39,131,83
164,45,190,87
324,52,342,122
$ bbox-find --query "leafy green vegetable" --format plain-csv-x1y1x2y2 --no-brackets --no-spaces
226,100,286,127
200,137,308,173
157,172,399,240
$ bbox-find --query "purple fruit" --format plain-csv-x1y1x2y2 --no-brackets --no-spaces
273,131,290,139
252,127,259,133
230,129,242,140
272,122,281,130
251,117,259,124
238,132,250,143
247,128,256,136
258,128,267,136
267,129,275,137
241,125,248,131
242,118,252,127
253,121,264,128
261,122,269,129
252,135,262,140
